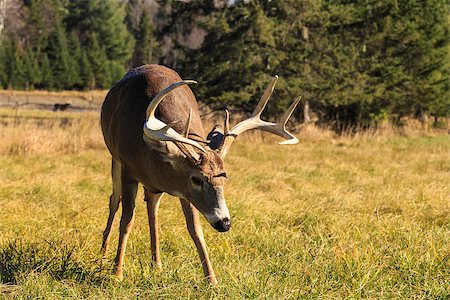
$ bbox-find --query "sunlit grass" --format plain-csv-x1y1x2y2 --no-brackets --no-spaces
0,108,103,155
0,109,449,298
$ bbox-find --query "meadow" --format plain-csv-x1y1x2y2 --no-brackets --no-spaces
0,108,448,299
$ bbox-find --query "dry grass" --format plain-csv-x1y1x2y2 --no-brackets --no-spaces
0,108,449,299
0,108,104,155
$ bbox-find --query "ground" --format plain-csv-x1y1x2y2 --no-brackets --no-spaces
0,109,448,299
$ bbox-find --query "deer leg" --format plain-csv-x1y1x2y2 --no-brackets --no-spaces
101,159,122,255
180,198,218,287
114,169,138,280
144,190,163,269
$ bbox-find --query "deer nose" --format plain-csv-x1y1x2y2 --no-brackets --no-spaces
213,218,231,232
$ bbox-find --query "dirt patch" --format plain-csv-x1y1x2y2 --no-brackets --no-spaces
0,90,107,112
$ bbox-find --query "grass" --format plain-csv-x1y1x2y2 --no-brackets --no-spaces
0,109,449,299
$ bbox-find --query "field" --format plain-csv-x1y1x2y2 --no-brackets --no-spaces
0,90,106,112
0,108,449,299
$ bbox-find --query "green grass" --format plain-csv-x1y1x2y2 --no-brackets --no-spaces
0,118,449,298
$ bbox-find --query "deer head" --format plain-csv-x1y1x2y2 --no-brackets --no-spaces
143,81,231,231
142,77,301,232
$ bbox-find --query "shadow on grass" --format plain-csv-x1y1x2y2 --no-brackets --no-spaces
0,238,109,285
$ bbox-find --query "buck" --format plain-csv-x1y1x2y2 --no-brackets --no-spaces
100,64,301,286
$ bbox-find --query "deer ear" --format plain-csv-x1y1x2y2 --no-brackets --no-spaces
207,125,225,150
165,140,182,157
143,137,201,166
144,137,180,164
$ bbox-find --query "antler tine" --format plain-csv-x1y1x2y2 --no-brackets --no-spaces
224,75,279,137
144,80,207,153
218,76,301,158
224,109,230,135
279,96,302,128
276,96,302,145
183,109,192,138
268,96,302,145
251,75,278,119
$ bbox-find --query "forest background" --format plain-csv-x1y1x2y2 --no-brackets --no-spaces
0,0,448,130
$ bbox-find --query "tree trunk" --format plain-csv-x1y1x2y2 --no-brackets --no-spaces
303,99,311,123
0,0,8,39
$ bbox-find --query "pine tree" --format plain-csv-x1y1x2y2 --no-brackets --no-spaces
0,0,446,128
66,0,133,64
163,0,448,128
393,0,450,121
108,61,126,86
79,49,94,90
132,9,154,67
46,21,73,89
0,39,8,88
23,0,56,54
87,33,111,89
160,1,301,114
10,41,26,89
39,52,53,89
67,32,82,88
23,45,42,89
0,39,14,88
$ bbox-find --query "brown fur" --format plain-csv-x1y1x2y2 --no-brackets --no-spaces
101,64,212,193
100,65,228,286
198,151,225,177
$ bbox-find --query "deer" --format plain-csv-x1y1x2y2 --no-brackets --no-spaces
100,64,301,286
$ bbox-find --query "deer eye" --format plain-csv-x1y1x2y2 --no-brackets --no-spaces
214,172,227,178
191,176,203,186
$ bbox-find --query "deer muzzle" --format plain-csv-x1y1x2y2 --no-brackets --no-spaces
212,217,231,232
203,188,231,232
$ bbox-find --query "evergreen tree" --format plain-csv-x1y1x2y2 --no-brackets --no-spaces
10,41,26,89
79,49,94,89
160,1,301,114
131,9,154,67
160,0,449,128
23,45,42,89
108,61,126,85
0,40,8,88
46,21,73,89
0,39,15,88
39,52,53,89
391,0,449,121
23,0,57,54
67,31,82,88
87,33,111,89
0,0,446,128
66,0,133,64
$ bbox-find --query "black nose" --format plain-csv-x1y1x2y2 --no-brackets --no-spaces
213,218,231,232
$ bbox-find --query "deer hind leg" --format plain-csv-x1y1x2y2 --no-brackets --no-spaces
101,159,122,255
144,190,164,269
114,168,138,280
180,198,218,287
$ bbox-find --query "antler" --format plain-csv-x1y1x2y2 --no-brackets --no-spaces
143,80,207,153
182,109,193,138
218,76,301,159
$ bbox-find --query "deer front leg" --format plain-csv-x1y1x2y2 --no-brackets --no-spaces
144,190,163,269
114,171,138,280
101,194,121,255
101,159,122,255
180,198,218,287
